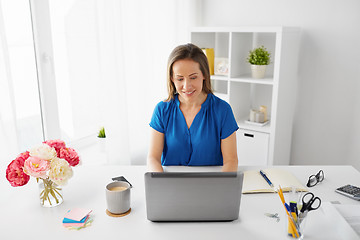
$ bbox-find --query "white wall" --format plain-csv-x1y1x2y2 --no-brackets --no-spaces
200,0,360,169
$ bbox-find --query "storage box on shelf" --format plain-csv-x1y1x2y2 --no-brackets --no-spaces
191,27,300,166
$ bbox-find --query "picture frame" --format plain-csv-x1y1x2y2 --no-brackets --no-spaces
214,58,229,76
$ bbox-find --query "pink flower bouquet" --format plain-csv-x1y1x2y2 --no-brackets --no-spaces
5,139,80,206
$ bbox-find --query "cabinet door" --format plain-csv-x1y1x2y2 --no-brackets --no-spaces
237,129,269,166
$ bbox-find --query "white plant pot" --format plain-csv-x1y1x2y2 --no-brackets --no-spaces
98,137,107,153
97,137,109,164
251,65,267,79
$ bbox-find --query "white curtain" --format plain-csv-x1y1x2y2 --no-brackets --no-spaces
0,0,43,169
0,0,201,166
0,10,18,167
115,0,201,164
96,0,201,164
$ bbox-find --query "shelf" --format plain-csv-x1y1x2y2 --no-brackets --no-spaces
192,26,296,34
191,26,299,166
230,74,274,85
210,75,229,81
236,115,271,134
211,75,274,85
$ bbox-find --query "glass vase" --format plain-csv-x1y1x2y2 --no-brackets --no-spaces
38,178,63,207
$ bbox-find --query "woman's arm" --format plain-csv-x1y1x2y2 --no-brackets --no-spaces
221,132,238,172
147,128,165,172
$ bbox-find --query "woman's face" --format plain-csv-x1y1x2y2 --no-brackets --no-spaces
172,59,205,104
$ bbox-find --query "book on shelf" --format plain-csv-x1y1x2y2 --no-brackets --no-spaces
242,168,308,194
202,48,214,75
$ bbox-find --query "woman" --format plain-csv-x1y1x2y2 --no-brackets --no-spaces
147,43,238,172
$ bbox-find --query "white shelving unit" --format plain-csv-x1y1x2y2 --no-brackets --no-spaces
190,27,300,166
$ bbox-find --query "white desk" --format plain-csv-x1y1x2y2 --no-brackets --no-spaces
1,165,360,240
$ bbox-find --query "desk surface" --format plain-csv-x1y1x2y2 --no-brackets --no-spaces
1,165,360,240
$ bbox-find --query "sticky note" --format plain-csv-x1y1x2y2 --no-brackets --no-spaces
63,215,88,223
63,216,89,227
64,208,92,221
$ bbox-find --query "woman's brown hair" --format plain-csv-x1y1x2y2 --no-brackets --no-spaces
166,43,213,101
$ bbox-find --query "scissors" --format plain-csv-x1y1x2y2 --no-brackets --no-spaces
299,192,321,219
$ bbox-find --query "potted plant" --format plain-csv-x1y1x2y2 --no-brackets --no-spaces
98,127,106,153
247,45,271,79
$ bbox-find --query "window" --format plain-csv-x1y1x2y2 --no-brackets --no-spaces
2,0,199,166
0,0,42,166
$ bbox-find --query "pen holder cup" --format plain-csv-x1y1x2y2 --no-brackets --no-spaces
285,213,307,240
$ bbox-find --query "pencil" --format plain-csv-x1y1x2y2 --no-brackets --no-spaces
277,186,300,238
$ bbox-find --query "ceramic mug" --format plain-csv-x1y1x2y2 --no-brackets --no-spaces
106,181,131,214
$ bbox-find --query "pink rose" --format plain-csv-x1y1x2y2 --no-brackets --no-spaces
6,152,30,187
23,156,50,179
17,151,30,162
43,139,66,156
59,148,80,167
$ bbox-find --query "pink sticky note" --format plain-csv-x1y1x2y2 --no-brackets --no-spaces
64,208,92,221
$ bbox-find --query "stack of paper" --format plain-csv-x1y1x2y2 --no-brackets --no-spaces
63,208,93,230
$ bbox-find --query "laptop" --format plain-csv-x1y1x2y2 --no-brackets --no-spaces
144,171,243,221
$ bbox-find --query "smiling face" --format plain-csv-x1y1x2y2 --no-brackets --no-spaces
166,44,213,102
171,58,206,104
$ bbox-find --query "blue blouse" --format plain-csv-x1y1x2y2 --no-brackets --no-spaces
149,93,238,166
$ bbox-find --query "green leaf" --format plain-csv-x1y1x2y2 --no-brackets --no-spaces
98,127,106,138
247,45,271,65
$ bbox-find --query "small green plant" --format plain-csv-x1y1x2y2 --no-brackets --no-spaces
247,45,271,65
98,127,106,138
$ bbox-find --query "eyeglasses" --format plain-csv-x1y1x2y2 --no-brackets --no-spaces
306,170,324,187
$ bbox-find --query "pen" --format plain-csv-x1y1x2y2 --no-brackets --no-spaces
289,202,298,228
260,170,274,187
290,201,298,217
287,204,298,237
285,203,291,212
286,203,298,223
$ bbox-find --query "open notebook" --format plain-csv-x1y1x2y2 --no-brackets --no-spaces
242,168,308,193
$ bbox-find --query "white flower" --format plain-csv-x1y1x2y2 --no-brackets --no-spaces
49,158,73,186
29,144,57,161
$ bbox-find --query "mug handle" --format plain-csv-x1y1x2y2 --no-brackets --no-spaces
112,176,133,188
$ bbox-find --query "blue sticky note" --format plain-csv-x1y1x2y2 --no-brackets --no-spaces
63,215,88,223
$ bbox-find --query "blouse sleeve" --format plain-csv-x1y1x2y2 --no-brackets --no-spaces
220,102,239,140
149,101,165,133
